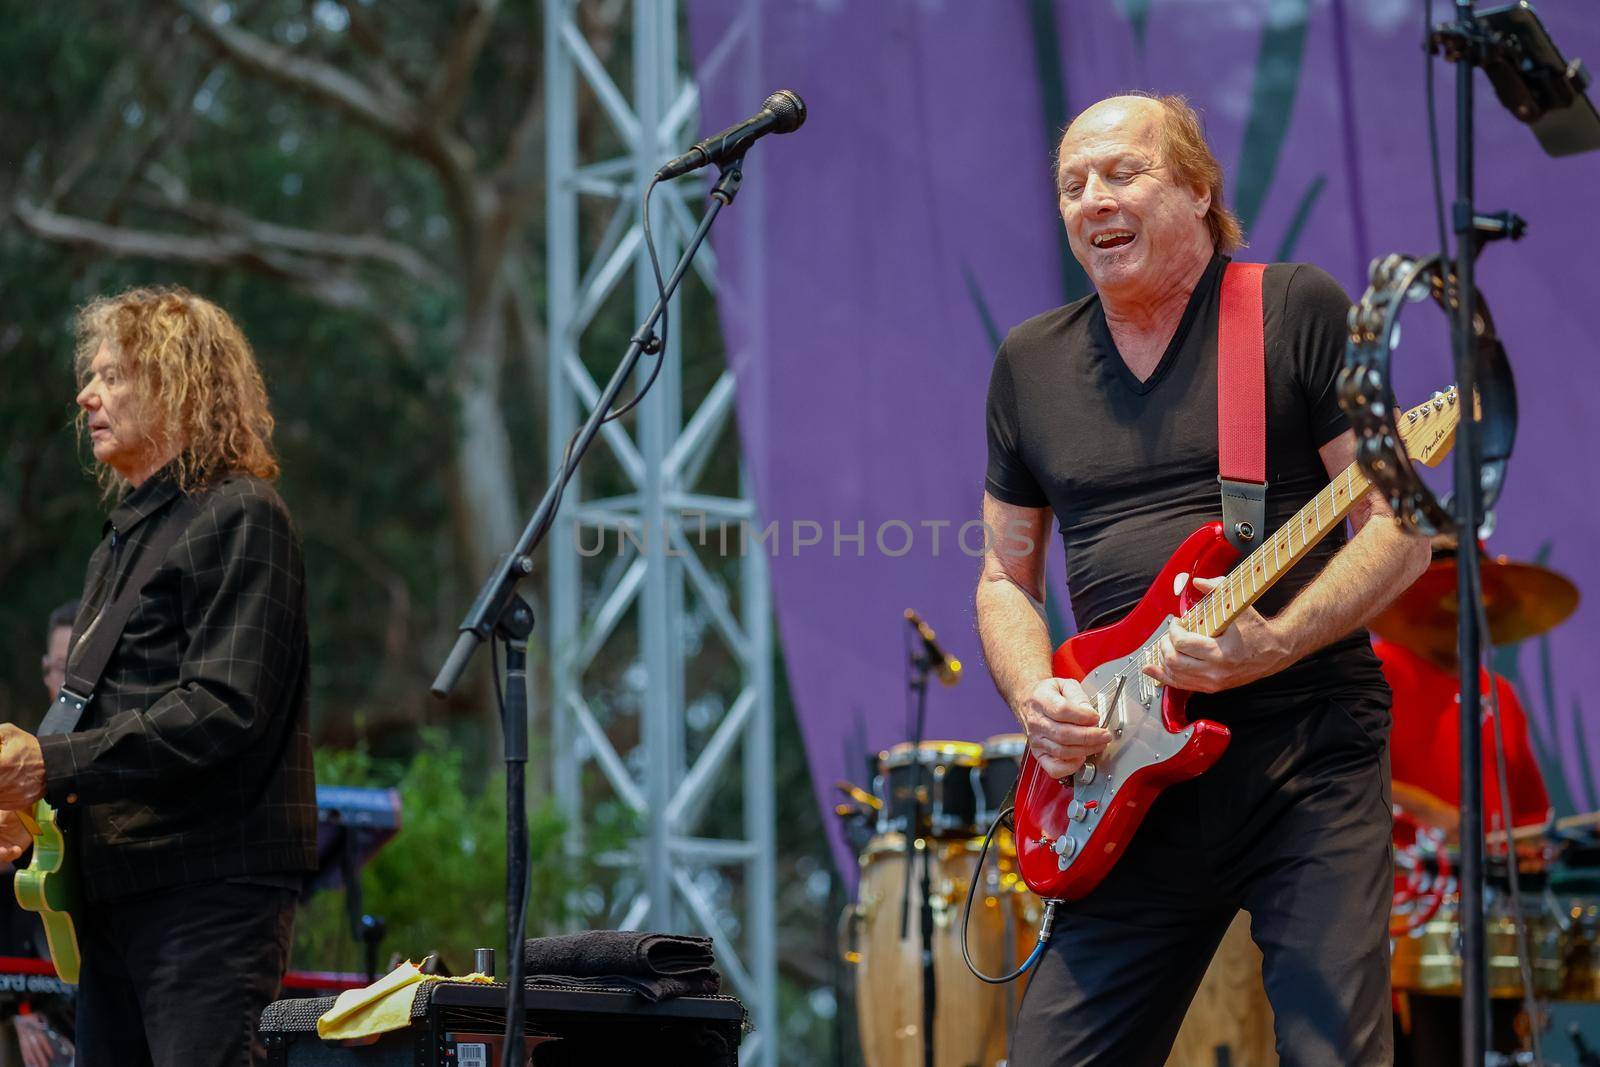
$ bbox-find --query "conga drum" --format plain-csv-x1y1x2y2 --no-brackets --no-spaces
877,741,984,839
978,733,1027,829
842,833,1033,1067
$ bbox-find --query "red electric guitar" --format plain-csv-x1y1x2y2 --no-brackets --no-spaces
1013,387,1462,902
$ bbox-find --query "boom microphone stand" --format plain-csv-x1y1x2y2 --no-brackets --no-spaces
430,157,750,1067
1428,4,1600,1062
1443,7,1491,1058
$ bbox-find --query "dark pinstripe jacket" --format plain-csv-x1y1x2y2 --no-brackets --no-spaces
39,469,317,903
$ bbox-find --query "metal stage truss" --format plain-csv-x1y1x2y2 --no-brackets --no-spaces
543,2,776,1063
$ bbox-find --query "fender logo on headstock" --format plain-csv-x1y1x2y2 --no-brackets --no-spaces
1400,387,1460,468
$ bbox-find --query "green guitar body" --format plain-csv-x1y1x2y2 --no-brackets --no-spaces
13,801,81,985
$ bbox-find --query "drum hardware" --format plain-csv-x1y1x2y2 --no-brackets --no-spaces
1390,901,1564,999
1388,825,1600,1008
879,741,984,839
1573,1022,1600,1066
1369,553,1579,669
894,608,959,1067
838,901,863,967
838,781,882,811
1563,903,1600,1001
836,780,883,857
1393,815,1456,939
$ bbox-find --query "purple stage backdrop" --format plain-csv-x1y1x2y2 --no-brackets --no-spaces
686,0,1600,879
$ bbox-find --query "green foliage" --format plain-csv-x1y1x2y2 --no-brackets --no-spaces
292,730,570,974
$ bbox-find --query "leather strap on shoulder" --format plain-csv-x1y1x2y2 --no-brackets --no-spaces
1217,261,1267,553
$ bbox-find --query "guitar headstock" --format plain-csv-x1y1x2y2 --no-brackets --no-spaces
1397,386,1460,469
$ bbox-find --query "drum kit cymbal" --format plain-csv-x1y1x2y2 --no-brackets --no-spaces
837,551,1590,1067
1369,552,1580,668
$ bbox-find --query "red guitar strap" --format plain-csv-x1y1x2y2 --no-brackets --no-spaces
1217,261,1267,553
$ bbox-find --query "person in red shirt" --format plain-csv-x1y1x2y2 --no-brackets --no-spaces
1376,635,1550,835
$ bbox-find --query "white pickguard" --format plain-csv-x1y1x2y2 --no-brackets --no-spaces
1046,618,1196,870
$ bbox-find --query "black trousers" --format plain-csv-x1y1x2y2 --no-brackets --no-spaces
73,881,296,1067
1010,691,1394,1067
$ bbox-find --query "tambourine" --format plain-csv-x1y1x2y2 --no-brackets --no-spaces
1339,253,1517,537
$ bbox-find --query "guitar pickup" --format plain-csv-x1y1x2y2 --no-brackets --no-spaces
1097,674,1128,737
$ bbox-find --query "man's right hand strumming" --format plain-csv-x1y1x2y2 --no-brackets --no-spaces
1021,676,1111,780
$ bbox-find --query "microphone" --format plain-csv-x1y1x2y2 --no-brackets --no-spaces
655,90,806,181
904,609,962,687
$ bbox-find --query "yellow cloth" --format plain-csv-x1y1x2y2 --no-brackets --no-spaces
316,961,493,1040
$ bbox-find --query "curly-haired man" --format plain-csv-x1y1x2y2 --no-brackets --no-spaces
0,287,316,1067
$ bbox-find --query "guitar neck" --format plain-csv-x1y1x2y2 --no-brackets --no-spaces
1181,462,1371,639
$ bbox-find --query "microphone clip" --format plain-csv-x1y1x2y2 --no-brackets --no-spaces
710,155,745,206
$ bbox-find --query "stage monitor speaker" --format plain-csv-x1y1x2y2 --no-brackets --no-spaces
261,982,745,1066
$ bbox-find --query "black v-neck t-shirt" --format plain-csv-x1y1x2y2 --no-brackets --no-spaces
985,254,1387,712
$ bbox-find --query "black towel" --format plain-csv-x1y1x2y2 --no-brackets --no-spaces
526,972,720,1003
522,931,720,1001
522,930,713,978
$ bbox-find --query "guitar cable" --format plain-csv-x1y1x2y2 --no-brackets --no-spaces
959,806,1059,985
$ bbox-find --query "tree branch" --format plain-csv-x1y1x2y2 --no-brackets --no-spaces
40,15,173,210
168,0,486,279
333,0,426,100
15,198,416,355
140,168,444,284
103,62,217,224
172,0,413,139
423,0,501,131
18,197,251,268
